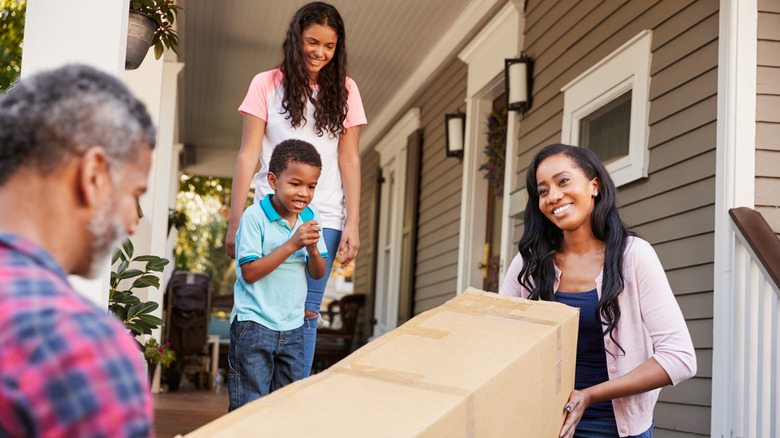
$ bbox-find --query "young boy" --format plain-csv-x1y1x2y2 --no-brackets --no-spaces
228,139,327,411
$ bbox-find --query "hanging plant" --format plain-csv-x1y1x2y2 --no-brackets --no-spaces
130,0,181,60
478,108,507,196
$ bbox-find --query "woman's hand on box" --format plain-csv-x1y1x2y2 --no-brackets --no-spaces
559,389,590,438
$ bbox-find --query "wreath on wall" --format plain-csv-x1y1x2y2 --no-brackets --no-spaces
478,108,507,196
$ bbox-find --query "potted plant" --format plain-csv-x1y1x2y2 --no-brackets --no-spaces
110,239,171,391
126,0,181,70
109,239,169,344
143,337,176,387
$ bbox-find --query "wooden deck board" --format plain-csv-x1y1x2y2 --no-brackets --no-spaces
153,390,228,437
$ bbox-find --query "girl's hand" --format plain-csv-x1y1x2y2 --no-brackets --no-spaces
290,220,321,250
225,221,239,259
339,221,359,267
559,389,590,438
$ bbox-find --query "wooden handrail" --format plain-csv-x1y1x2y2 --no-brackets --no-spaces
729,207,780,289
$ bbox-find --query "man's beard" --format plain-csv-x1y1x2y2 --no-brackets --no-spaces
85,199,128,279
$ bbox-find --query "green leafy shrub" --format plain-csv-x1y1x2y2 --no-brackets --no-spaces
109,239,169,341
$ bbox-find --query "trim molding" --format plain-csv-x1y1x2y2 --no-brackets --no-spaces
711,0,758,435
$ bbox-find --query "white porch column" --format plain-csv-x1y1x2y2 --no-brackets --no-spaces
125,54,184,338
712,0,758,435
21,0,129,78
21,0,130,307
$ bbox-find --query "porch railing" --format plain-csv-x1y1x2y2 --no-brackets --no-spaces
728,207,780,438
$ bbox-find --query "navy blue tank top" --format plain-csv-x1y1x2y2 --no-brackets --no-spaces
555,289,615,420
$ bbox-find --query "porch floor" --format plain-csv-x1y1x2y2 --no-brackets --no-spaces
153,389,228,437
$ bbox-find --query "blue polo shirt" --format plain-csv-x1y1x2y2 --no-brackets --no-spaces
232,194,328,331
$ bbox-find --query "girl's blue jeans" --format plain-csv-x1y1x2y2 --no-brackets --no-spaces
227,320,303,411
303,228,341,377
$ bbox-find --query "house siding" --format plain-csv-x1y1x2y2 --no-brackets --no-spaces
513,1,717,435
356,148,380,341
413,57,467,315
756,0,780,236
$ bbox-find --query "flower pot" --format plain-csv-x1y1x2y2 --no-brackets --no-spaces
126,11,157,70
147,362,162,393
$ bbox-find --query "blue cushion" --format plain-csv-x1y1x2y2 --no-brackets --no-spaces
209,315,231,340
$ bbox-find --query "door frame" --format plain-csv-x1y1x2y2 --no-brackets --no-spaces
456,2,523,293
372,108,420,339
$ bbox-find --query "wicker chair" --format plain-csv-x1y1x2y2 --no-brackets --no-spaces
312,294,366,373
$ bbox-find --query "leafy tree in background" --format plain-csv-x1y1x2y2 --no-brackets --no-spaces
175,175,249,296
0,0,25,92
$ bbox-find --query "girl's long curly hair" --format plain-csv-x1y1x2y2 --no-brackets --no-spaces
280,2,348,138
518,144,634,353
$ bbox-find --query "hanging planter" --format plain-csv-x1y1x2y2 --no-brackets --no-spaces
478,108,508,196
126,11,157,70
125,0,181,70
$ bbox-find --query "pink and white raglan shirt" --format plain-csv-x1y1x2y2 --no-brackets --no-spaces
238,68,367,230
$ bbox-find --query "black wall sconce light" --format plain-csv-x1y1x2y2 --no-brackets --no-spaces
444,112,466,159
505,54,533,114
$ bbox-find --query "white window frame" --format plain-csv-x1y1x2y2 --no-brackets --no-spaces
561,30,653,187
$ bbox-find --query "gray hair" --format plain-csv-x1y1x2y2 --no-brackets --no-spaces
0,64,156,185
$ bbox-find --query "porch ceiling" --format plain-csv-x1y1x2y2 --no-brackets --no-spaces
176,0,499,177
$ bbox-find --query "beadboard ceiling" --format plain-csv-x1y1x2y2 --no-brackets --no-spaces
175,0,502,177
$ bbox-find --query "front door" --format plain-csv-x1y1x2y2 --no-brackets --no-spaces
480,95,506,292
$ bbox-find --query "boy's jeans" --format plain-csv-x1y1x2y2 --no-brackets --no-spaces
228,320,304,411
303,228,342,377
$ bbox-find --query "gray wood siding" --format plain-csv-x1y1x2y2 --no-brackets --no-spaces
413,58,467,314
757,2,780,236
515,1,717,435
356,148,380,340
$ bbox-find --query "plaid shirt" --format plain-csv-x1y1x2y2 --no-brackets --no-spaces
0,232,153,437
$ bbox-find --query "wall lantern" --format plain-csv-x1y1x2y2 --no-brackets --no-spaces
444,112,466,159
505,54,533,114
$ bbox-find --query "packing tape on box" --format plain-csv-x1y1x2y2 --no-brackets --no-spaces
455,291,568,395
331,290,567,397
334,363,471,397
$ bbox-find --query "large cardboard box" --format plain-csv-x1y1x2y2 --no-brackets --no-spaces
183,289,578,437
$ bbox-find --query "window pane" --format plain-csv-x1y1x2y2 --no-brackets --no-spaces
579,90,631,163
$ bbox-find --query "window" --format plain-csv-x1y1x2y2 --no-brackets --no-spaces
561,30,652,187
579,90,631,164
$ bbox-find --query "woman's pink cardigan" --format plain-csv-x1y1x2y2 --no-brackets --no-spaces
499,236,697,436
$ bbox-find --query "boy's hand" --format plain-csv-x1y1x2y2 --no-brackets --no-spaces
290,220,321,250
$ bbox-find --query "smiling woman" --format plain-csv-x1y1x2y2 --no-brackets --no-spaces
500,144,696,438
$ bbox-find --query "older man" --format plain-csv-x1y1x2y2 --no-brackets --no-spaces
0,65,156,437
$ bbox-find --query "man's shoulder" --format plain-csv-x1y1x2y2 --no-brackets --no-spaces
0,268,127,352
0,254,78,310
0,290,152,436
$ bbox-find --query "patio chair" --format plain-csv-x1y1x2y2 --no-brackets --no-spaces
312,293,366,373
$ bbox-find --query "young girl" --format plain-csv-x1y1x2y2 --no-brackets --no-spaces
499,144,696,438
226,2,366,377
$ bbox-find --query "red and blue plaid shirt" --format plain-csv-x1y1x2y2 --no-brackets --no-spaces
0,232,154,437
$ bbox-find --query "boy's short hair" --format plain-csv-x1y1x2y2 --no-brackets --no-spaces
268,139,322,175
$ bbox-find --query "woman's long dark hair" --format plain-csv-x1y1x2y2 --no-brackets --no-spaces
280,2,348,138
517,144,634,353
